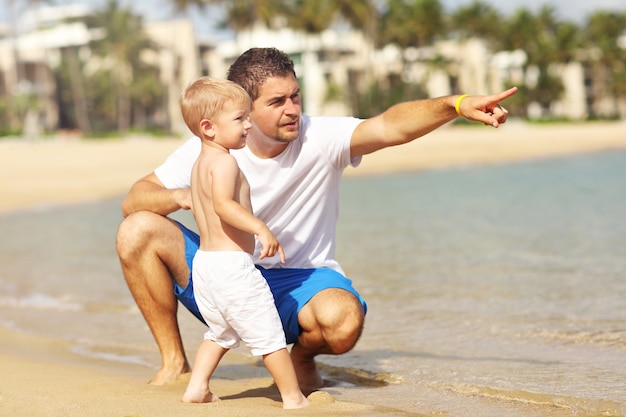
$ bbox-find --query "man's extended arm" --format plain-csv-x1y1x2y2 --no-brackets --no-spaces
350,87,518,157
121,172,192,218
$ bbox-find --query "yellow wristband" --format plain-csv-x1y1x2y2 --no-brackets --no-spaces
454,94,468,117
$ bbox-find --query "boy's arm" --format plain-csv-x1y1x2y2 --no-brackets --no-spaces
211,157,284,262
121,172,192,217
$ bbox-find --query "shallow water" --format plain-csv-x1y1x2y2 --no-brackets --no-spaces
1,150,625,416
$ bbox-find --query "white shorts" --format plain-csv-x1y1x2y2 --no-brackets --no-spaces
192,250,286,356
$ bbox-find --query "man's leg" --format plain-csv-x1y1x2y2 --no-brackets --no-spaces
116,211,192,385
291,288,365,391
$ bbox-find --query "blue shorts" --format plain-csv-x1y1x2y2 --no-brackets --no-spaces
173,221,367,344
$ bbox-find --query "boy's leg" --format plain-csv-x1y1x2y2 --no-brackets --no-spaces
116,211,192,384
263,348,309,409
182,340,227,403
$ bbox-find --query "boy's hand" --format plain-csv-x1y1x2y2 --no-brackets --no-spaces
257,229,286,263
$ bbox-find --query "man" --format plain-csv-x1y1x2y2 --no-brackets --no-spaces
116,47,516,389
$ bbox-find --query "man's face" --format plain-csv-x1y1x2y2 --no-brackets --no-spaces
250,74,302,145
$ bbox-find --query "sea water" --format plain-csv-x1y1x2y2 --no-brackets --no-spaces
1,149,625,416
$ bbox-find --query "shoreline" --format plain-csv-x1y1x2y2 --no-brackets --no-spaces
2,121,625,214
1,121,625,416
350,120,626,176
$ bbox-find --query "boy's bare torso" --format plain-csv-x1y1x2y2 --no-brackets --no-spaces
191,147,255,254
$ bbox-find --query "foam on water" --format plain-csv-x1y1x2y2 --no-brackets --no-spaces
0,292,82,311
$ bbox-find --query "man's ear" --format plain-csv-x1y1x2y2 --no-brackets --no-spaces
200,119,215,138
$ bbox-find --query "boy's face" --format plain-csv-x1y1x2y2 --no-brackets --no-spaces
249,73,302,145
210,101,252,150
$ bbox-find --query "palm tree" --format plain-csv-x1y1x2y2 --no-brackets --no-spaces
530,7,569,115
170,0,288,30
59,46,92,134
335,0,377,32
333,0,379,113
450,0,502,47
378,0,446,49
499,7,538,54
552,21,584,64
170,0,377,34
89,0,160,133
498,6,571,117
130,62,166,131
582,11,626,118
169,0,211,9
375,0,446,108
280,0,377,114
284,0,337,33
281,0,345,114
4,0,29,132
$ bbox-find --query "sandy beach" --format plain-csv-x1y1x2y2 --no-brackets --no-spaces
1,121,625,416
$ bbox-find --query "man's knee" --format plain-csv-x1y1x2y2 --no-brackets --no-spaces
328,298,364,353
117,211,191,291
116,211,161,261
305,289,365,354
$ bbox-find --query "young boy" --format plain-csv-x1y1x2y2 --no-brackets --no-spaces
179,77,309,409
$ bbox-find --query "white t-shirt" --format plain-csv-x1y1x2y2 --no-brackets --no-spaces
155,115,363,273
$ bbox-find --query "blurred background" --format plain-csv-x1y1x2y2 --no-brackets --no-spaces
1,0,625,138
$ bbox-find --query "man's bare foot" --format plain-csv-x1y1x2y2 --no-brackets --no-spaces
290,344,324,391
182,388,220,404
149,362,191,385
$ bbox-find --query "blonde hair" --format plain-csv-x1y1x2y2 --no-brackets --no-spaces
180,77,251,138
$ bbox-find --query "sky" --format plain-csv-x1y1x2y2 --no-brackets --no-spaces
2,0,626,38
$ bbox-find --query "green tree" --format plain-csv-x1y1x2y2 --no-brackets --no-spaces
379,0,446,48
172,0,378,34
582,11,626,117
372,0,446,114
3,0,26,133
169,0,211,9
552,21,584,64
281,0,378,114
498,6,574,117
89,0,160,133
3,0,54,134
450,0,502,47
53,46,92,133
220,0,289,30
282,0,377,34
530,7,567,115
171,0,288,30
500,7,538,54
130,62,165,131
284,0,337,33
334,0,378,31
